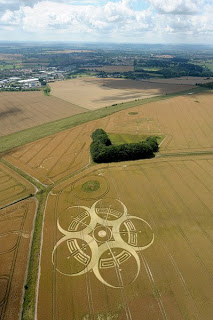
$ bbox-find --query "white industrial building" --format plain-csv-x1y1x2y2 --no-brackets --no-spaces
18,78,41,88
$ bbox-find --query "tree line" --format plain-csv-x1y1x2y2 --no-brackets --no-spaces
90,129,159,163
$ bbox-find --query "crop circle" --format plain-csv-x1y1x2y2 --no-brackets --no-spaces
73,175,109,200
81,180,100,193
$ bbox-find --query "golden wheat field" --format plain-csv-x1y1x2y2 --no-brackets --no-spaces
37,153,213,320
1,88,213,320
0,198,37,320
4,92,213,185
0,91,86,136
50,77,196,110
0,162,36,208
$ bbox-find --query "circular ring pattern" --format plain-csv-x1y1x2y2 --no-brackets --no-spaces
72,175,109,200
52,199,154,288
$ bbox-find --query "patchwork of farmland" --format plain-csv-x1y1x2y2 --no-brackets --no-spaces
0,88,213,320
86,65,134,72
0,198,37,320
0,91,86,136
5,92,213,185
50,77,196,109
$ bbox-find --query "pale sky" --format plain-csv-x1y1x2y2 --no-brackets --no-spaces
0,0,212,44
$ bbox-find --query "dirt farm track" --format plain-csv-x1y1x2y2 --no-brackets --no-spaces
0,90,213,320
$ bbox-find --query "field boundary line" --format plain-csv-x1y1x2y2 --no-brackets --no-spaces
158,150,213,158
20,198,39,320
1,158,47,189
0,194,35,210
0,87,208,154
34,189,52,320
49,94,89,112
23,188,51,320
49,92,90,111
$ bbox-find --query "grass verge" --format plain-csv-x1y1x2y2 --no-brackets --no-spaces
0,86,207,155
22,188,51,320
0,159,49,320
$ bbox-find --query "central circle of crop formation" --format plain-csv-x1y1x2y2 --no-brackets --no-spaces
98,230,107,237
93,225,112,243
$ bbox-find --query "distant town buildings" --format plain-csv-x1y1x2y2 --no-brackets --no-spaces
0,67,66,91
18,78,41,88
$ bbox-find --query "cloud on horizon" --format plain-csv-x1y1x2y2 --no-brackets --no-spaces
0,0,212,44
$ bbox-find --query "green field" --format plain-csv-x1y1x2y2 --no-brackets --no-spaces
0,64,14,69
108,132,164,145
195,60,213,72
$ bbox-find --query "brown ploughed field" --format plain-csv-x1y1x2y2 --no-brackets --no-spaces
50,77,196,109
0,198,37,320
0,91,86,136
4,92,213,184
0,163,36,208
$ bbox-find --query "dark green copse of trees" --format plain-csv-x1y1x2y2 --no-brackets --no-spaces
196,82,213,89
90,129,159,163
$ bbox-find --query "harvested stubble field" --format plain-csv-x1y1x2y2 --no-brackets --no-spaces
0,91,86,136
4,92,213,185
0,162,36,208
50,77,196,109
37,154,213,320
0,198,37,320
